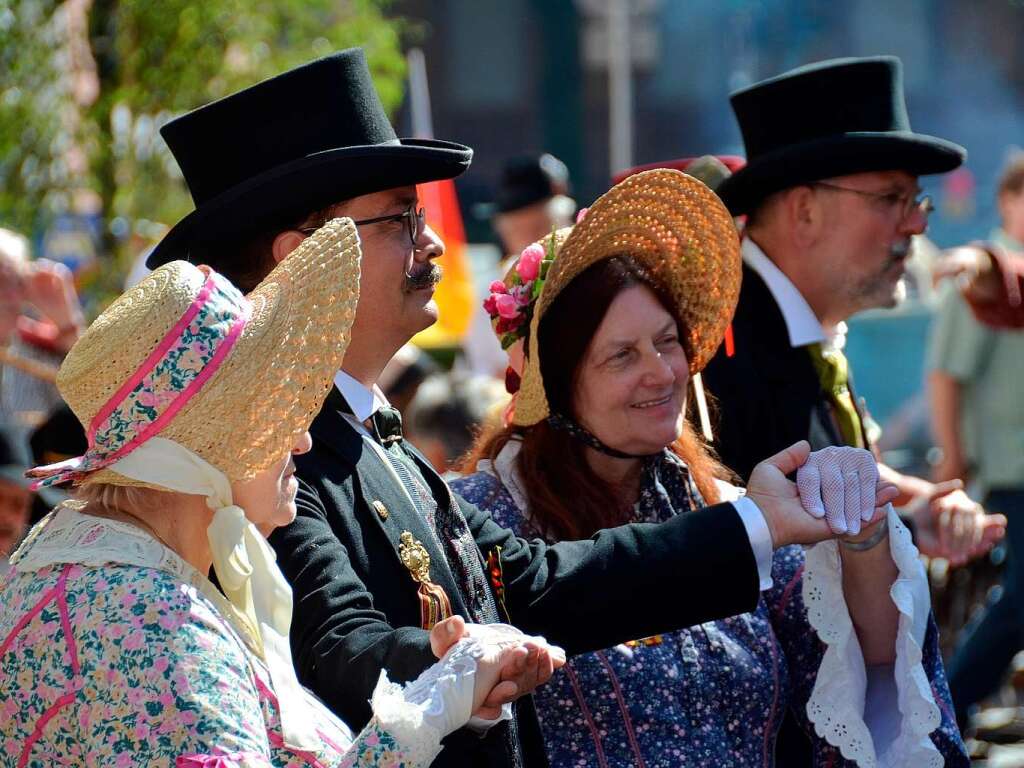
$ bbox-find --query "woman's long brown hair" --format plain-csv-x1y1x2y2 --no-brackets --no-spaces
460,256,734,542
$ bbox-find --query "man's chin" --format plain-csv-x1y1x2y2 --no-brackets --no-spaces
402,298,439,340
859,275,906,313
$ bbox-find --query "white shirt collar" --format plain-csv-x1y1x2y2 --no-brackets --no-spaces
742,238,827,348
332,370,390,423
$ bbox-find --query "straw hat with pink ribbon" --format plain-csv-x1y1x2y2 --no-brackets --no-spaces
25,218,361,750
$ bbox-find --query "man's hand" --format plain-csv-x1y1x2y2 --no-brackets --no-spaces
910,480,1006,566
934,246,1001,303
747,441,897,547
18,259,84,352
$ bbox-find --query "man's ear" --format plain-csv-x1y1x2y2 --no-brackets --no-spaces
787,186,824,248
271,230,306,264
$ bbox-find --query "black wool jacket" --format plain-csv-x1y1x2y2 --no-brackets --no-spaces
701,263,866,484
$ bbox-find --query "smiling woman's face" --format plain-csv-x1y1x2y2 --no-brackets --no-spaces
573,285,689,455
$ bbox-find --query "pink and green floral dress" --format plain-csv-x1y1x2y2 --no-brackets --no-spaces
0,505,442,768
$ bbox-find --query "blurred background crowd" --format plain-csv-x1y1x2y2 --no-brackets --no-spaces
2,1,1024,763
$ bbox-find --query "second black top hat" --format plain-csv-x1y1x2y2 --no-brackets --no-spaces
717,56,966,215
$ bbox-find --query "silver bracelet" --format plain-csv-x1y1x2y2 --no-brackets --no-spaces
839,515,889,552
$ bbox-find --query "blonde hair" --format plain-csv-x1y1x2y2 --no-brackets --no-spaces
74,482,175,518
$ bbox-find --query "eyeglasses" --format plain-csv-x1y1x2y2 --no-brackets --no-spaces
811,182,934,221
299,205,426,245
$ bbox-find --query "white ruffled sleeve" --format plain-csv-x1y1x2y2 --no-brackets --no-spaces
801,505,943,768
368,624,522,765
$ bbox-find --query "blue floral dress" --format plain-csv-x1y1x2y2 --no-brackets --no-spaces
452,446,968,768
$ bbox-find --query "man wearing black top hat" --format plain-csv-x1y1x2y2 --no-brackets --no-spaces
145,48,888,767
700,55,997,763
704,55,1006,557
483,154,576,258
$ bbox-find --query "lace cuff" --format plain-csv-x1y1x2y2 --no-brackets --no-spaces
370,624,523,762
802,505,942,768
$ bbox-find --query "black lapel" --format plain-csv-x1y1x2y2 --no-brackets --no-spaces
309,388,471,617
737,266,845,448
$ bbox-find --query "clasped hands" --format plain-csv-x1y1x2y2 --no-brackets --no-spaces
746,441,898,548
428,615,566,721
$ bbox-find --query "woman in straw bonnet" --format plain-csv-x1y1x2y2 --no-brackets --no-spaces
454,170,968,767
0,219,564,767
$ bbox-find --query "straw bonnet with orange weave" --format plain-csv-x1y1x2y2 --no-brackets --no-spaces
25,217,361,749
509,168,741,428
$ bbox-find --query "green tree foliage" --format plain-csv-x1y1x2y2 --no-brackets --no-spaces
0,0,405,300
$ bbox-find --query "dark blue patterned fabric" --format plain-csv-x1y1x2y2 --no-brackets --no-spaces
452,469,968,767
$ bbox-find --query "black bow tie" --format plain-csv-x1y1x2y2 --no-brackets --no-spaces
370,406,404,445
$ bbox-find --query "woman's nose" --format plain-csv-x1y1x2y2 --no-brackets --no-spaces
292,430,313,456
641,350,676,387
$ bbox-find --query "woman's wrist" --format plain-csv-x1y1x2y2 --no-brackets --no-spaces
840,515,889,552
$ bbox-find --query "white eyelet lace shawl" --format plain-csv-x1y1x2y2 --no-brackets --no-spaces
802,505,942,768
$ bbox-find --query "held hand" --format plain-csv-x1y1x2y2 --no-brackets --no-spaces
429,615,468,658
467,626,566,719
796,446,884,536
748,441,895,548
911,480,1006,566
428,618,566,720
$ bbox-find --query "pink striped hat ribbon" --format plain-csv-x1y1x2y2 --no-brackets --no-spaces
28,268,252,489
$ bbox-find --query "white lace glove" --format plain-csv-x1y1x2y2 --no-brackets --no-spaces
370,623,528,755
796,446,879,536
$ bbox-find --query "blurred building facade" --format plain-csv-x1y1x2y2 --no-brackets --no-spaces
394,0,1024,247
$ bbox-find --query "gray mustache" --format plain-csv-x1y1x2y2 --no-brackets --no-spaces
889,241,912,260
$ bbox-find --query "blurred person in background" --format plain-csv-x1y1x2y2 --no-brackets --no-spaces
929,152,1024,729
405,372,508,476
0,227,84,425
457,169,966,767
377,342,441,415
0,425,62,574
465,154,578,378
485,154,576,260
0,429,32,574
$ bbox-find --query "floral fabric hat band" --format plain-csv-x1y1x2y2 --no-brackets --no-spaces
483,209,588,352
28,269,251,489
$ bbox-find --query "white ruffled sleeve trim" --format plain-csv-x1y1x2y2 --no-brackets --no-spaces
369,625,523,764
369,672,445,766
802,505,942,768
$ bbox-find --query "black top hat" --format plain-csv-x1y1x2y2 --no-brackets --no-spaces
147,48,473,269
478,154,571,218
717,56,966,215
